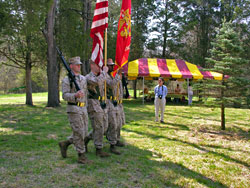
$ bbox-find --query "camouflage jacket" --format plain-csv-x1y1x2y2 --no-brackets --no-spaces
86,71,108,113
117,79,123,101
106,73,121,112
62,74,88,114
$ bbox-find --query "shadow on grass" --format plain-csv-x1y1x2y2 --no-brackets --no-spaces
124,99,222,123
123,127,250,169
145,122,190,131
165,122,190,130
202,143,250,155
166,111,222,122
198,128,250,141
0,102,248,187
66,138,229,188
165,112,249,141
120,144,228,188
0,112,228,187
125,114,190,131
0,104,69,152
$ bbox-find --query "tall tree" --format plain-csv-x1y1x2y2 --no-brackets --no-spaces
219,0,250,22
0,64,20,93
43,0,60,107
81,0,92,75
238,23,250,106
56,0,93,75
148,0,182,58
107,0,122,61
0,1,8,35
130,0,152,98
0,0,46,106
130,0,151,60
205,20,248,130
179,0,220,67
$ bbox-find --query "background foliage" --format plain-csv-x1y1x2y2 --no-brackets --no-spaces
0,0,249,105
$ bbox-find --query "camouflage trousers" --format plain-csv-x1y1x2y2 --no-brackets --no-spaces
117,104,125,141
88,112,108,149
106,109,118,145
67,112,88,153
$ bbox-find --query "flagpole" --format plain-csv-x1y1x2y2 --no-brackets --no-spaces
104,28,108,102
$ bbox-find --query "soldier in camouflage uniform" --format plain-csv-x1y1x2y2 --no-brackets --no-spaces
105,58,122,154
84,60,111,157
58,56,91,164
115,71,126,147
84,59,122,156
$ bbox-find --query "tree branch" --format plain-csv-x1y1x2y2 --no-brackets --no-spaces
0,48,25,68
1,62,25,69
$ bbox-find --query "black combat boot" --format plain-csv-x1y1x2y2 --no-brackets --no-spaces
115,140,125,147
58,140,72,158
78,153,92,164
110,145,121,155
96,148,110,158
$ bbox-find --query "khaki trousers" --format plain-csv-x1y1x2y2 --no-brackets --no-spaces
154,98,166,122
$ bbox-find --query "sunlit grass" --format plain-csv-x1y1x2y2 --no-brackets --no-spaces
0,93,250,187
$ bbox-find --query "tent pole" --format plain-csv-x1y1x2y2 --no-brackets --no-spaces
142,77,145,104
187,78,189,105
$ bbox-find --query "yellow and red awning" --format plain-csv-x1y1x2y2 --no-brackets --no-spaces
123,58,225,80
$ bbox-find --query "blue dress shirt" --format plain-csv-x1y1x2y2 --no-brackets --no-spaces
154,85,168,99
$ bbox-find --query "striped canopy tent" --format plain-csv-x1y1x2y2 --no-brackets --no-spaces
122,58,224,80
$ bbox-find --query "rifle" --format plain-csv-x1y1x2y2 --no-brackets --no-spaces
56,47,84,107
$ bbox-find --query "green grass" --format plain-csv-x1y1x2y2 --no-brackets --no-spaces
0,93,250,187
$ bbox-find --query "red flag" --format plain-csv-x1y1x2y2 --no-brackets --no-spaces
90,0,108,67
113,0,131,74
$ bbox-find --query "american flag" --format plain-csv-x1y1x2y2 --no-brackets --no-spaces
90,0,108,67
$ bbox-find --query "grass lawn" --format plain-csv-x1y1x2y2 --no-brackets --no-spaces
0,93,250,188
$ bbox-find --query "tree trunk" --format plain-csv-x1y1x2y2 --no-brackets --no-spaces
200,7,209,68
57,61,61,103
221,79,225,130
81,0,91,75
4,77,8,94
46,0,60,107
133,79,137,99
25,54,33,106
221,102,225,130
25,36,33,106
162,1,168,58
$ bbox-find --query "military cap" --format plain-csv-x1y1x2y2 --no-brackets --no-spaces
69,56,82,65
107,58,115,66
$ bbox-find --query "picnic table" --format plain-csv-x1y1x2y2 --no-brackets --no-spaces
167,93,188,103
167,93,188,99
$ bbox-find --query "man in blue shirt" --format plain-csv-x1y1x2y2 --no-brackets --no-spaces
154,77,168,123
